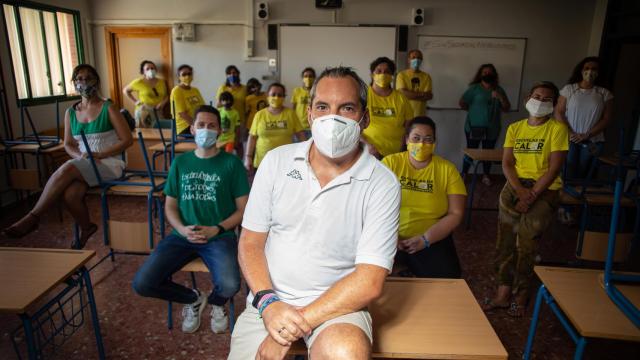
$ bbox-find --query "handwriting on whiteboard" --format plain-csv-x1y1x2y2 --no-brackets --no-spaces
421,39,518,51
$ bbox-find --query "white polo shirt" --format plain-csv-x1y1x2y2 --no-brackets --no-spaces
242,139,400,307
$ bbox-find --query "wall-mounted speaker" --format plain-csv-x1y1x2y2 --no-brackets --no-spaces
412,8,424,26
257,2,269,21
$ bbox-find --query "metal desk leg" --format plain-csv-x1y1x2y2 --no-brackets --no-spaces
82,268,106,359
465,160,481,229
523,284,545,359
19,313,38,360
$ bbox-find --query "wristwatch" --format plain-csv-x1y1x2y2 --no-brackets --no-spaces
215,224,226,234
252,289,276,308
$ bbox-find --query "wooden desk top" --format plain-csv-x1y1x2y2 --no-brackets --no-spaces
0,247,95,314
598,155,637,169
292,277,507,359
463,148,504,162
535,266,640,341
133,128,171,141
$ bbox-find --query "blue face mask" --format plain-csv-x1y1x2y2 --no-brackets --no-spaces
195,128,218,148
410,58,422,70
227,74,239,84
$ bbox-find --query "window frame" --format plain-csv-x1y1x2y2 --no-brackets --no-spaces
2,0,84,106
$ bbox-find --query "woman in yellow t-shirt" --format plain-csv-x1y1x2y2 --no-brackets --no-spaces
362,57,414,158
216,65,247,127
291,67,316,138
123,60,169,127
382,117,467,278
170,64,205,134
245,83,306,171
483,82,568,317
244,78,268,132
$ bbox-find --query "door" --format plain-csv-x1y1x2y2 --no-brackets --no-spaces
104,27,172,114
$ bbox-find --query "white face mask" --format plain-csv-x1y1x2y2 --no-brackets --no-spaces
525,98,554,118
195,128,218,148
145,69,157,79
311,114,363,158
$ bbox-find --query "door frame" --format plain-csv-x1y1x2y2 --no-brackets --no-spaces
104,26,173,109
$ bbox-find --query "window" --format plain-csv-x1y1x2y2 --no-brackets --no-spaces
2,1,84,105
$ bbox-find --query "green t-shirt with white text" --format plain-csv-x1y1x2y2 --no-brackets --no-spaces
164,150,249,241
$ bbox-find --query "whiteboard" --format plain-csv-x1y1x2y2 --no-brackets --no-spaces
418,35,526,110
280,25,396,102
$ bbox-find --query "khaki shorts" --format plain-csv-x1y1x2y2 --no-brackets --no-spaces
228,300,372,359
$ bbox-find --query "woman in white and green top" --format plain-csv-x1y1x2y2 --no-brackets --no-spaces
3,64,132,247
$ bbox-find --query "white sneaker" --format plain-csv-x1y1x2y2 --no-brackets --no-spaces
181,290,207,333
210,304,228,334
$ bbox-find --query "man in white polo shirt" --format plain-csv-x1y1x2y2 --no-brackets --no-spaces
228,67,401,360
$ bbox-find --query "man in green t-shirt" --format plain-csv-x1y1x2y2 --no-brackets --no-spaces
133,105,250,334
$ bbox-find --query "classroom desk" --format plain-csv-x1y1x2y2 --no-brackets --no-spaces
290,277,507,359
597,154,637,169
126,128,171,171
0,247,105,360
462,148,504,228
524,266,640,359
5,142,68,191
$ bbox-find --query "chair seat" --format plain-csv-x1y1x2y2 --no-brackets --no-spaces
149,143,168,152
559,190,583,206
173,142,196,152
180,258,209,273
107,177,165,196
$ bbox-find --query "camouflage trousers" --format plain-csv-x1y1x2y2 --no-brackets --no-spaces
495,181,559,294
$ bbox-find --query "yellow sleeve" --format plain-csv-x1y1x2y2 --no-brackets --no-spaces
380,154,394,170
424,73,433,93
128,78,142,91
291,88,299,105
250,110,261,136
504,123,516,148
550,121,569,152
194,88,205,107
446,162,467,195
401,93,414,122
395,72,408,90
215,84,225,102
290,109,303,133
170,87,186,116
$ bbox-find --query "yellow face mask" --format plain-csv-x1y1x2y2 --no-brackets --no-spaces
179,75,193,86
373,73,393,88
303,76,314,88
268,96,284,108
407,142,435,161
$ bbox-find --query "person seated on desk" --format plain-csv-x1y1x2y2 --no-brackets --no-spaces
483,81,568,317
170,64,204,135
244,83,306,173
228,67,401,360
133,105,249,334
3,64,132,248
382,116,467,278
122,60,169,128
459,64,511,186
362,56,414,159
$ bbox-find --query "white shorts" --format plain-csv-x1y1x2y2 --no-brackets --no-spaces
228,300,372,359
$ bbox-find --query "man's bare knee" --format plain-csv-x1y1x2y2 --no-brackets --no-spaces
310,323,370,360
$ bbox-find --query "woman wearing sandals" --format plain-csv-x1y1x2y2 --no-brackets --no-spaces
3,64,132,248
483,81,568,317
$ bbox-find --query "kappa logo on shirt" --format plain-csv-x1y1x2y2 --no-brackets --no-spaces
286,169,302,180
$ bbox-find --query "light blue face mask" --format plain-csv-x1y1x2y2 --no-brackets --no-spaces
410,58,422,70
195,128,218,148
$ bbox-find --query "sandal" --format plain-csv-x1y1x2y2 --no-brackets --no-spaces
3,212,40,238
508,301,527,317
72,223,98,249
482,297,510,311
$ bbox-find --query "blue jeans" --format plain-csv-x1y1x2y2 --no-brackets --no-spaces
565,141,604,180
132,234,240,305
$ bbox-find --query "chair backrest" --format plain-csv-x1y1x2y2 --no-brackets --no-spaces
120,108,136,131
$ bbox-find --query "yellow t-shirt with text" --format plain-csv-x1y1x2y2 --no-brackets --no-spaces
363,87,414,157
291,87,311,130
395,69,432,117
245,93,268,130
170,86,204,134
504,118,569,190
382,152,467,239
216,84,248,126
127,77,168,111
250,108,302,167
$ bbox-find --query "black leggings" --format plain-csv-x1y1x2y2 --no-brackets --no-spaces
461,133,497,175
397,235,462,278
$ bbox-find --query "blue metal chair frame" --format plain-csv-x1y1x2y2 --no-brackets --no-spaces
78,130,166,267
524,131,640,360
